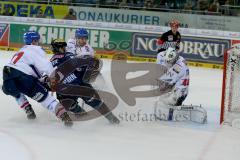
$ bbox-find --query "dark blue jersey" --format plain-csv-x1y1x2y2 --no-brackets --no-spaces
50,53,102,110
50,52,85,85
50,52,75,67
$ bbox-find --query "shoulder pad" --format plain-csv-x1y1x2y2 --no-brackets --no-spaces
65,52,76,58
173,64,181,73
177,56,187,66
50,54,64,61
65,52,75,55
67,38,76,45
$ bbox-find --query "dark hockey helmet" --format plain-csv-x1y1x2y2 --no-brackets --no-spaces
51,39,67,53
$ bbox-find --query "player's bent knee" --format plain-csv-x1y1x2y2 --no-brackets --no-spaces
2,80,21,98
30,83,48,103
84,98,102,109
2,67,21,98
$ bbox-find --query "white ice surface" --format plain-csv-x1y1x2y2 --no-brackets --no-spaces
0,51,240,160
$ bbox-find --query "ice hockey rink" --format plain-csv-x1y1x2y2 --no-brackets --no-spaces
0,51,239,160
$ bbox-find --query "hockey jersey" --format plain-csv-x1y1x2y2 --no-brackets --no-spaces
6,45,54,78
157,30,181,52
66,38,94,57
50,52,85,85
156,51,189,96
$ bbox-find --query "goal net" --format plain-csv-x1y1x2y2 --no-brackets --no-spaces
221,44,240,125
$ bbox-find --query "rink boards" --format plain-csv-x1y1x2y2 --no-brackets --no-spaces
0,46,223,70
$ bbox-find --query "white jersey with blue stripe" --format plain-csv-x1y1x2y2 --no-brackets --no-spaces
66,38,95,57
156,51,189,96
6,45,54,78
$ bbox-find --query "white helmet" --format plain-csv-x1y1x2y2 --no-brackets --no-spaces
164,47,178,64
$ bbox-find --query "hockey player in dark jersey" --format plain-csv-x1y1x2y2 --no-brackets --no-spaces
49,39,120,124
157,19,181,53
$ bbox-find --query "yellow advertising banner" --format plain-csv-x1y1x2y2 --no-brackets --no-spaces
0,1,68,19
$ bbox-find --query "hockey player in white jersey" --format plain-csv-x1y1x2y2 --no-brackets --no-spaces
1,31,73,126
66,28,102,82
154,47,207,123
66,28,94,57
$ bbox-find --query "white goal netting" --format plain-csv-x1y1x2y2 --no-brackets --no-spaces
221,44,240,125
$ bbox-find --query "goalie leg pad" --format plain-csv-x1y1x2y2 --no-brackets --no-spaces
157,88,187,107
154,103,207,124
187,105,207,124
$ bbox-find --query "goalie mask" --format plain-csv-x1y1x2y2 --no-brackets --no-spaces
51,39,67,54
164,47,179,64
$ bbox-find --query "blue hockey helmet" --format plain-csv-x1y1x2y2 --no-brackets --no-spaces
75,28,88,39
23,31,40,45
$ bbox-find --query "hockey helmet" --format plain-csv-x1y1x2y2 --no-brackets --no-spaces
23,31,40,45
164,47,179,64
51,39,67,53
75,28,88,39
